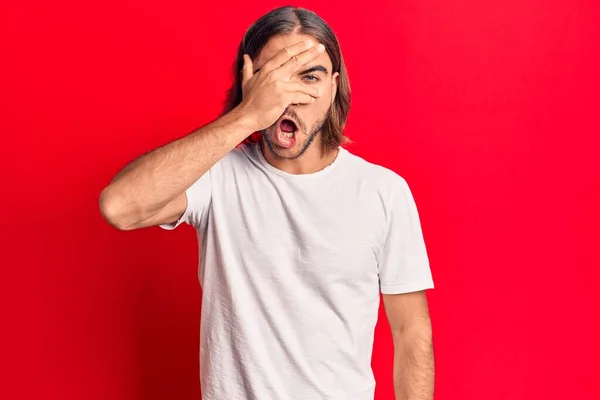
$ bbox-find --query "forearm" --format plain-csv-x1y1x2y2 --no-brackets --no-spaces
392,327,435,400
99,105,255,226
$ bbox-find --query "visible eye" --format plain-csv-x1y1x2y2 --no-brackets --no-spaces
303,74,320,83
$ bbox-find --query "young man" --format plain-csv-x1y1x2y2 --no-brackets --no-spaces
100,6,435,400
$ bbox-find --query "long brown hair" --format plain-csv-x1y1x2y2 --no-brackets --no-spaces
221,6,352,153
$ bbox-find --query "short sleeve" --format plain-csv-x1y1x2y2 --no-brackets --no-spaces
159,169,212,231
378,177,434,294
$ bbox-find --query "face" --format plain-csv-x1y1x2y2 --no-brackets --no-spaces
253,33,340,160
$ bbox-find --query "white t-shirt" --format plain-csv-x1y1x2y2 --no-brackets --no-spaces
160,142,434,400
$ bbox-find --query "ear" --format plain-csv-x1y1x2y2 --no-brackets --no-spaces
331,71,339,105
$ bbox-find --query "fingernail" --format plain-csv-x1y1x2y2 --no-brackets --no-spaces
317,44,325,52
306,40,313,47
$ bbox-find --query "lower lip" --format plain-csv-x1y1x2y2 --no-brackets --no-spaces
275,125,297,149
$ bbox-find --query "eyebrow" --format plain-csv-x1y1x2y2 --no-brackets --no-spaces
299,65,329,76
253,65,330,75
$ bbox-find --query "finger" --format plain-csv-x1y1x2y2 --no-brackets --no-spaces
261,40,316,74
241,54,253,86
278,43,325,77
285,82,321,99
288,92,316,106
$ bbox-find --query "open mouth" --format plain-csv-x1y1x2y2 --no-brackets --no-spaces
280,118,298,136
276,118,298,148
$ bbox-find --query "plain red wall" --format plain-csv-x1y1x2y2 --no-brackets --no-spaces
2,0,599,399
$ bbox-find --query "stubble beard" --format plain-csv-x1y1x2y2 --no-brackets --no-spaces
261,108,329,160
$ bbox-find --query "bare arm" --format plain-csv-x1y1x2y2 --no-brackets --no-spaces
99,39,324,231
382,291,435,400
99,108,254,230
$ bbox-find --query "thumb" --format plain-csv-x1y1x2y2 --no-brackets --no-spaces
241,54,253,86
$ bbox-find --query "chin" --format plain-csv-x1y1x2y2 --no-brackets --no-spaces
261,118,319,160
263,135,302,159
262,131,304,160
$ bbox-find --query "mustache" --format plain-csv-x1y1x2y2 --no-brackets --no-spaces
281,108,305,131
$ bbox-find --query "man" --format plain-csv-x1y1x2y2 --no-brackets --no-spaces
100,6,435,400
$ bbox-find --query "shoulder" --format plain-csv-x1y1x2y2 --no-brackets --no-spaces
208,144,254,174
342,147,410,198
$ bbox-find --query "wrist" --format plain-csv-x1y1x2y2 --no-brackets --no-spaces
228,103,260,133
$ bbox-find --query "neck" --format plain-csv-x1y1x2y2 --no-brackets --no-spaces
259,139,339,175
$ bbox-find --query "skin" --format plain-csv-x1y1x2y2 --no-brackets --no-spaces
249,33,340,174
249,35,436,398
99,30,434,400
99,37,326,230
383,291,435,400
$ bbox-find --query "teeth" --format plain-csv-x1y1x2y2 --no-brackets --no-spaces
284,132,295,138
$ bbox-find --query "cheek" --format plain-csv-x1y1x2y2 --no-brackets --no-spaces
309,92,330,116
315,83,332,105
296,83,330,124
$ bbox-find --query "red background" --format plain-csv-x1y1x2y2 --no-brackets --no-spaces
2,0,599,399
